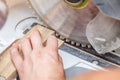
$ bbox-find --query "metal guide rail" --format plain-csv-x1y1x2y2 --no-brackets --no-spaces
56,32,120,67
22,23,120,68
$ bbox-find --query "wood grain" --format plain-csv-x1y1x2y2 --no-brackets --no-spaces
0,25,64,80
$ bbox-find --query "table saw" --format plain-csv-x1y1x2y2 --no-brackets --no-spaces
0,0,120,80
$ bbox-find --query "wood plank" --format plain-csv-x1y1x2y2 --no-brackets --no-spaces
0,25,64,80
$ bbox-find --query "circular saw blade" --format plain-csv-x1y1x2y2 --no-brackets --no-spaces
29,0,99,44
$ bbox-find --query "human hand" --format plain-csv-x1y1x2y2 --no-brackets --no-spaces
10,30,65,80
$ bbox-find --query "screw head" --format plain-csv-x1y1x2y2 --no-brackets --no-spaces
92,60,99,65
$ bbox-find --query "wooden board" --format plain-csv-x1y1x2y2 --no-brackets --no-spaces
0,25,64,80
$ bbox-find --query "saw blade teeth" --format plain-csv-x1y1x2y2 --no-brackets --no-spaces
81,44,86,48
87,45,92,48
65,39,71,43
71,41,76,45
60,36,65,40
55,33,60,37
55,33,91,49
76,42,81,47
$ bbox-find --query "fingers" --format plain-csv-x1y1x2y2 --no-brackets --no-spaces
10,44,23,71
21,38,32,59
46,36,59,58
30,30,43,50
46,36,58,51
